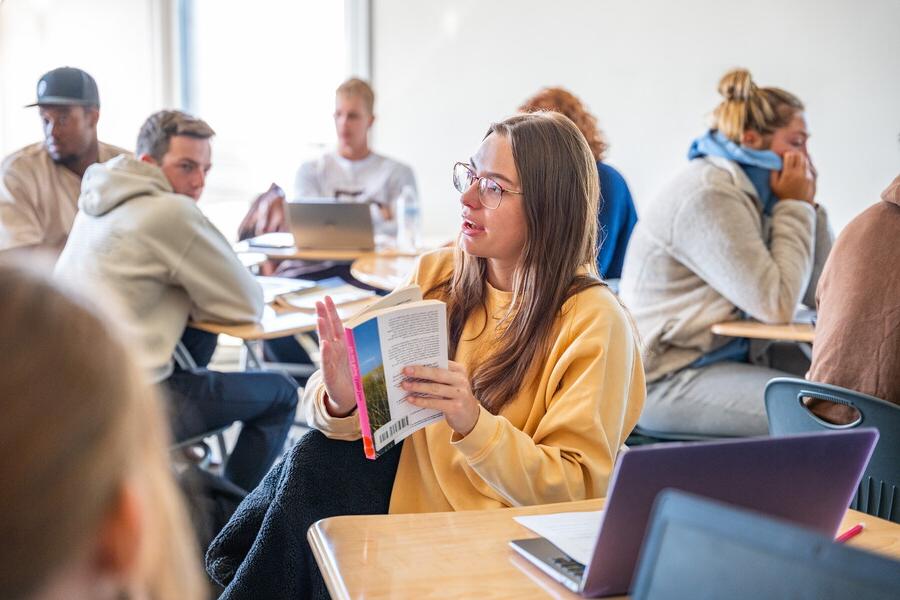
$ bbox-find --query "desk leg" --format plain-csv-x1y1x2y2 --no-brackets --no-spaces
295,333,322,367
241,340,265,371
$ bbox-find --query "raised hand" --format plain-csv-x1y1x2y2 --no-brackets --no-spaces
315,296,357,417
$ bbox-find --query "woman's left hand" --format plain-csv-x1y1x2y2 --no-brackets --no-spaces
402,361,480,437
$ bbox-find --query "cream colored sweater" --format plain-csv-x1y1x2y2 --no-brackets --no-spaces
619,156,832,382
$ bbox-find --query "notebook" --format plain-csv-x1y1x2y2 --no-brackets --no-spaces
509,429,878,597
286,198,375,251
631,489,900,599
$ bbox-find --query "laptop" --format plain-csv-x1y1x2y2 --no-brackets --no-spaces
286,198,375,251
509,429,878,597
632,489,900,599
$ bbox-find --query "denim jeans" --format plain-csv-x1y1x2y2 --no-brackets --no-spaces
164,328,299,492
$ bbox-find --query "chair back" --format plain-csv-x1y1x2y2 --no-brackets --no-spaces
765,377,900,522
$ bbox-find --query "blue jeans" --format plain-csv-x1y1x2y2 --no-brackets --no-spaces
164,328,298,492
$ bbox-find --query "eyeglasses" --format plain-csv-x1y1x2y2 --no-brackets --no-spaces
452,162,522,210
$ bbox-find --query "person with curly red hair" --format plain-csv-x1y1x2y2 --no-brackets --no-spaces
520,87,637,279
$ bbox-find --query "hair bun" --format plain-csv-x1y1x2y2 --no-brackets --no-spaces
718,68,755,103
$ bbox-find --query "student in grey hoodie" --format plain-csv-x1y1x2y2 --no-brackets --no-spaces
619,68,831,437
55,110,298,492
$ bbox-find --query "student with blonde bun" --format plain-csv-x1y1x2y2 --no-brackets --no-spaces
619,68,832,437
0,263,204,599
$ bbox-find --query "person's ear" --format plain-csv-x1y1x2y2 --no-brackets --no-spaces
367,114,375,129
741,129,764,149
93,483,143,580
85,107,100,129
138,153,158,166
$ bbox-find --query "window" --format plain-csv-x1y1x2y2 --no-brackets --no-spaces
178,0,370,237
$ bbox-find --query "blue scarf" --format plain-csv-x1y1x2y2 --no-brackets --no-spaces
687,130,782,215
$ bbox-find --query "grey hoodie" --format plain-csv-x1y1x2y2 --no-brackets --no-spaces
55,155,263,382
620,155,832,382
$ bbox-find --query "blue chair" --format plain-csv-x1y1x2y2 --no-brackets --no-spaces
765,377,900,523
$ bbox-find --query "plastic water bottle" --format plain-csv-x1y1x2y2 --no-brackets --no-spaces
395,185,420,252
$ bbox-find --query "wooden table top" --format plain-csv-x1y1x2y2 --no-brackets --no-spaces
307,499,900,599
350,253,417,291
233,241,382,262
190,298,374,340
711,320,815,343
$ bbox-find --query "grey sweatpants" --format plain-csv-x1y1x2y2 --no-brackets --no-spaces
640,361,794,438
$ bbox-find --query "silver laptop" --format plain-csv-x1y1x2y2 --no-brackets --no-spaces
286,198,375,251
509,429,878,597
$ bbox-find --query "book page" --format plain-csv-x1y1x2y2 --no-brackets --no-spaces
371,301,447,452
514,511,604,565
343,284,423,327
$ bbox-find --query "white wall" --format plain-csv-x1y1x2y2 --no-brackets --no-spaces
371,0,900,238
0,0,173,156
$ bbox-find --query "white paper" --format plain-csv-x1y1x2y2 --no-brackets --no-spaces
256,276,315,304
274,284,375,311
514,511,604,566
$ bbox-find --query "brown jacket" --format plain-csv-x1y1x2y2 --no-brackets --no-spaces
808,175,900,421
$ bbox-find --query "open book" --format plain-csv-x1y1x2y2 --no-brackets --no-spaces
256,276,316,304
343,284,448,459
267,277,376,312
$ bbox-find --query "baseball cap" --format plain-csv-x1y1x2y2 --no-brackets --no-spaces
25,67,100,108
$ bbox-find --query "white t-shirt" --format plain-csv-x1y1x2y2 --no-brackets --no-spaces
294,151,417,236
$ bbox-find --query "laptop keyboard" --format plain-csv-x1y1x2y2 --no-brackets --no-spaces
553,556,585,579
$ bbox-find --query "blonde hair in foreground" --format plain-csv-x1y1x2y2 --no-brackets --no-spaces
0,263,204,599
712,67,804,142
429,111,601,413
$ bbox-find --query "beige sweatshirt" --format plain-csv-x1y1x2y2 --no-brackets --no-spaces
55,155,263,382
808,175,900,421
0,141,127,255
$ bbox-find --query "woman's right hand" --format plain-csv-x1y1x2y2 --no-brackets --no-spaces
771,151,816,204
315,296,357,417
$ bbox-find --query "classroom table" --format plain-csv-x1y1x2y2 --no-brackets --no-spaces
350,252,417,291
307,499,900,600
233,241,384,262
710,320,816,343
190,298,374,371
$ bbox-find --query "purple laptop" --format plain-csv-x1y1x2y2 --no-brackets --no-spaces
510,429,878,597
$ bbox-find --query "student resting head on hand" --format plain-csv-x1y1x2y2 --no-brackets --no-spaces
618,67,833,438
0,263,204,600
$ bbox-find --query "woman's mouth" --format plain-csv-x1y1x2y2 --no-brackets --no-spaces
462,218,485,235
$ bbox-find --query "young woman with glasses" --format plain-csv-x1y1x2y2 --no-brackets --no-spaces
208,111,645,599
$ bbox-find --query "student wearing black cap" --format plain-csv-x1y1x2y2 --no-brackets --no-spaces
0,66,127,260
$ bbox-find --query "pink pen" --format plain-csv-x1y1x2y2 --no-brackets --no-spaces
836,522,865,543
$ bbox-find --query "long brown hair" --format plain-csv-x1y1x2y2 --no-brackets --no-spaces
712,68,804,142
429,112,602,414
0,263,204,599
